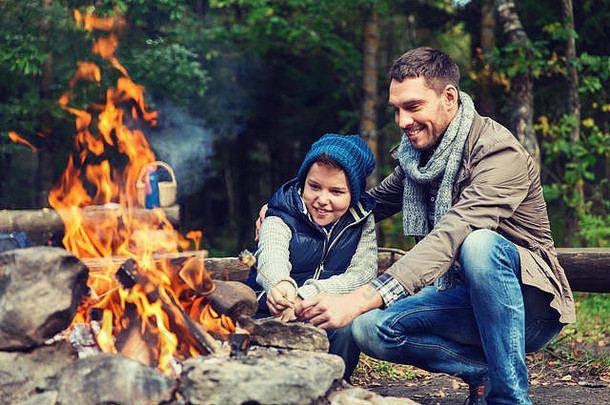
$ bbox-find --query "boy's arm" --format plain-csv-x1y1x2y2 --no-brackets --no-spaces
255,216,298,293
298,215,378,299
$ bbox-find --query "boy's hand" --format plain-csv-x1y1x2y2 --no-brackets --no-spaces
266,280,298,317
254,204,269,241
275,306,297,322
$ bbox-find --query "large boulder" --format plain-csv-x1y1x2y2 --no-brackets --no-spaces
180,347,344,405
55,354,177,405
0,247,89,349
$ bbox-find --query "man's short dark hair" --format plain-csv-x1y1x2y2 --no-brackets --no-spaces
389,47,460,93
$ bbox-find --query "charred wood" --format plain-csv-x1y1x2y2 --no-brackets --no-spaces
178,256,257,320
114,259,227,356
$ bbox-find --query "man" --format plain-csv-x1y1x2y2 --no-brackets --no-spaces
293,47,576,405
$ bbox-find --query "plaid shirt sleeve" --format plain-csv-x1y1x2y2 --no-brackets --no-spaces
370,272,409,307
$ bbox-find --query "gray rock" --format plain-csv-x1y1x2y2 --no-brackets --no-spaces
0,247,89,349
180,347,345,404
239,317,330,352
15,391,58,405
329,386,421,404
0,341,75,405
55,353,177,405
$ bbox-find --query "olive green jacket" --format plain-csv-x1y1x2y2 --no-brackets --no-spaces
370,113,576,324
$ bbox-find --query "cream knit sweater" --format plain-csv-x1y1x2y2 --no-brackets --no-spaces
255,215,378,300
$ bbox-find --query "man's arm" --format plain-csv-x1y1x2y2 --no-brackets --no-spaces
295,272,410,329
295,283,384,329
368,165,405,222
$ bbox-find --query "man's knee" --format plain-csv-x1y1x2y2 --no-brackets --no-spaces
458,229,520,280
460,229,499,260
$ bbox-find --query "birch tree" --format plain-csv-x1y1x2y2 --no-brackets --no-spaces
494,0,540,167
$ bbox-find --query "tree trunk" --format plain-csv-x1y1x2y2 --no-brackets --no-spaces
560,0,584,244
478,0,497,118
360,11,379,190
38,0,55,208
494,0,540,168
561,0,580,140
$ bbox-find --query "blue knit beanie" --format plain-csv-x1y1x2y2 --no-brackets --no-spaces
297,134,375,205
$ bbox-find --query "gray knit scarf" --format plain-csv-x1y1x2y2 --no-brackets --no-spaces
398,91,475,291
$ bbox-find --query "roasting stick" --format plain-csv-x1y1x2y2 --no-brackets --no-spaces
238,250,296,307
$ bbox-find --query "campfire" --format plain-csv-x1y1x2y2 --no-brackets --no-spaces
12,10,243,376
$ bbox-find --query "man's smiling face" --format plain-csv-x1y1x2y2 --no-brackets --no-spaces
389,76,458,151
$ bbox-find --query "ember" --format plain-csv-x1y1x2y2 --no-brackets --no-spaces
13,10,238,375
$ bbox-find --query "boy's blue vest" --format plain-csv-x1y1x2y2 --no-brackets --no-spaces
246,178,375,292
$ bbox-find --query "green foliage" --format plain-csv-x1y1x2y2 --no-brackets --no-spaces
487,39,551,79
378,211,416,251
0,34,48,75
125,39,210,106
0,0,213,209
97,0,187,23
479,4,610,248
539,112,609,247
353,353,419,384
568,292,610,345
536,45,610,247
0,1,50,75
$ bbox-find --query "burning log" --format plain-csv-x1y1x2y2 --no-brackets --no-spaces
115,259,228,357
82,253,252,286
179,256,258,320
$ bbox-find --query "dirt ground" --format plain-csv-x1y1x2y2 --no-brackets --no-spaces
352,345,610,405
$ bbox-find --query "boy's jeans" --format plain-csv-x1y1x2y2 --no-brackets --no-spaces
352,229,564,405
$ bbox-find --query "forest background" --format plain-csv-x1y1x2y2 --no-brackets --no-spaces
0,0,608,257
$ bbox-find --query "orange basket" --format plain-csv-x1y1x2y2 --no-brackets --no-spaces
136,161,177,207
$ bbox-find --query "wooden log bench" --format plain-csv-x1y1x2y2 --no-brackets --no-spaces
0,206,181,245
198,247,610,293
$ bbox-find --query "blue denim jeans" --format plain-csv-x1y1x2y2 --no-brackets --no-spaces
327,325,361,382
352,229,564,405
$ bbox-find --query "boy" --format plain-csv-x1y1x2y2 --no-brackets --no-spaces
246,133,377,380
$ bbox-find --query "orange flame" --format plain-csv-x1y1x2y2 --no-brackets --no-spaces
41,11,234,374
8,131,42,152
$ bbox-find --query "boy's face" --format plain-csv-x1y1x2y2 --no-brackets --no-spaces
388,76,458,151
303,162,351,227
